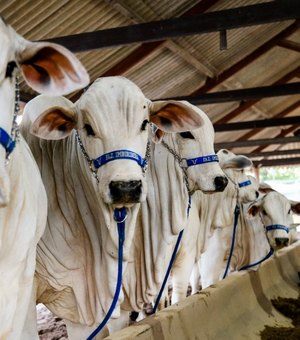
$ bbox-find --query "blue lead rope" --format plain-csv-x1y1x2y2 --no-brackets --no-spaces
222,204,240,279
87,208,127,340
238,248,274,271
152,195,192,314
0,127,16,155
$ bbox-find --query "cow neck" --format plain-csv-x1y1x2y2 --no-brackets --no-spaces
0,73,20,163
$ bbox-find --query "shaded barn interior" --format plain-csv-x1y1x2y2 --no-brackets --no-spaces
1,0,300,168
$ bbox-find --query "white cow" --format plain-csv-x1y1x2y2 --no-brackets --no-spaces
193,186,300,295
247,190,300,250
170,149,259,303
0,17,89,339
21,78,212,339
121,107,228,317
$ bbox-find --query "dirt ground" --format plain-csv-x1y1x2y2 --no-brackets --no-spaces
37,304,68,340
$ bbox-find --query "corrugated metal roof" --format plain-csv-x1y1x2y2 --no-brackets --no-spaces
1,0,299,167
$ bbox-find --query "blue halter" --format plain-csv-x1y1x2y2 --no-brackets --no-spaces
184,154,219,167
238,179,252,188
0,127,16,155
93,149,147,169
266,224,289,233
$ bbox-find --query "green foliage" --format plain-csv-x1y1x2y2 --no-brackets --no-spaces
260,166,300,181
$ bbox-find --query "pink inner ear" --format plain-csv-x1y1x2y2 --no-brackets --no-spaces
248,205,259,216
39,109,75,132
151,103,203,132
21,47,81,89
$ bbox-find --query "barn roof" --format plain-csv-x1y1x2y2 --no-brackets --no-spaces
2,0,300,167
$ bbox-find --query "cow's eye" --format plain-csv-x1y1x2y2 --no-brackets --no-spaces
84,123,95,136
141,119,149,131
262,209,267,216
180,131,194,139
5,61,17,78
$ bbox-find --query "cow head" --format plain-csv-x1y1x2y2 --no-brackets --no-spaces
218,149,259,203
151,101,228,193
0,17,89,206
24,77,205,207
248,191,300,249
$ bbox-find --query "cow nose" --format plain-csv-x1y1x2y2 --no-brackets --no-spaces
275,237,289,247
214,176,228,192
109,180,142,204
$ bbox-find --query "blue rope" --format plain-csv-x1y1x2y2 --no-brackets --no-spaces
87,208,126,340
0,127,16,155
152,195,192,314
238,248,274,271
152,229,184,313
222,204,240,279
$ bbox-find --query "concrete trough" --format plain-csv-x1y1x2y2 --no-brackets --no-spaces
106,242,300,339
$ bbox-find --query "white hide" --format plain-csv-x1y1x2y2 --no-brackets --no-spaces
121,110,228,314
0,17,89,340
247,191,300,250
171,150,259,303
21,77,209,339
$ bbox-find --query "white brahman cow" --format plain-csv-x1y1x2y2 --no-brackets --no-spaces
191,184,300,296
21,78,218,339
0,16,89,340
170,149,259,303
121,107,228,318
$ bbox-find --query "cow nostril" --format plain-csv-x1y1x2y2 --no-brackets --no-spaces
109,180,142,203
214,176,228,192
275,238,289,247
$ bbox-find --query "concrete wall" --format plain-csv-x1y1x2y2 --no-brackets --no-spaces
106,242,300,339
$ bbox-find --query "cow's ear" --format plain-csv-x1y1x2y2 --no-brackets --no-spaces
258,182,275,194
222,155,252,170
24,95,77,140
149,100,204,139
16,35,89,96
247,201,261,217
290,201,300,215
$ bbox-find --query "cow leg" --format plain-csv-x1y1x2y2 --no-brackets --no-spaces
64,320,109,340
200,228,228,288
172,247,196,304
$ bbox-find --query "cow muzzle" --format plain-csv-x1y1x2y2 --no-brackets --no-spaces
274,237,289,248
214,176,228,192
109,180,142,205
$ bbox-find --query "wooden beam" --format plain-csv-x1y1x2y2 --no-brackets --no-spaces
42,1,300,52
235,100,300,141
215,65,300,124
164,41,216,77
160,82,300,105
214,136,300,149
253,157,300,167
190,21,300,95
278,39,300,52
242,149,300,159
214,115,300,132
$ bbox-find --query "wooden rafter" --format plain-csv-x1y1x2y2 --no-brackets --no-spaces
160,82,300,105
43,2,300,52
214,115,300,132
236,100,300,141
214,136,300,149
215,65,300,124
